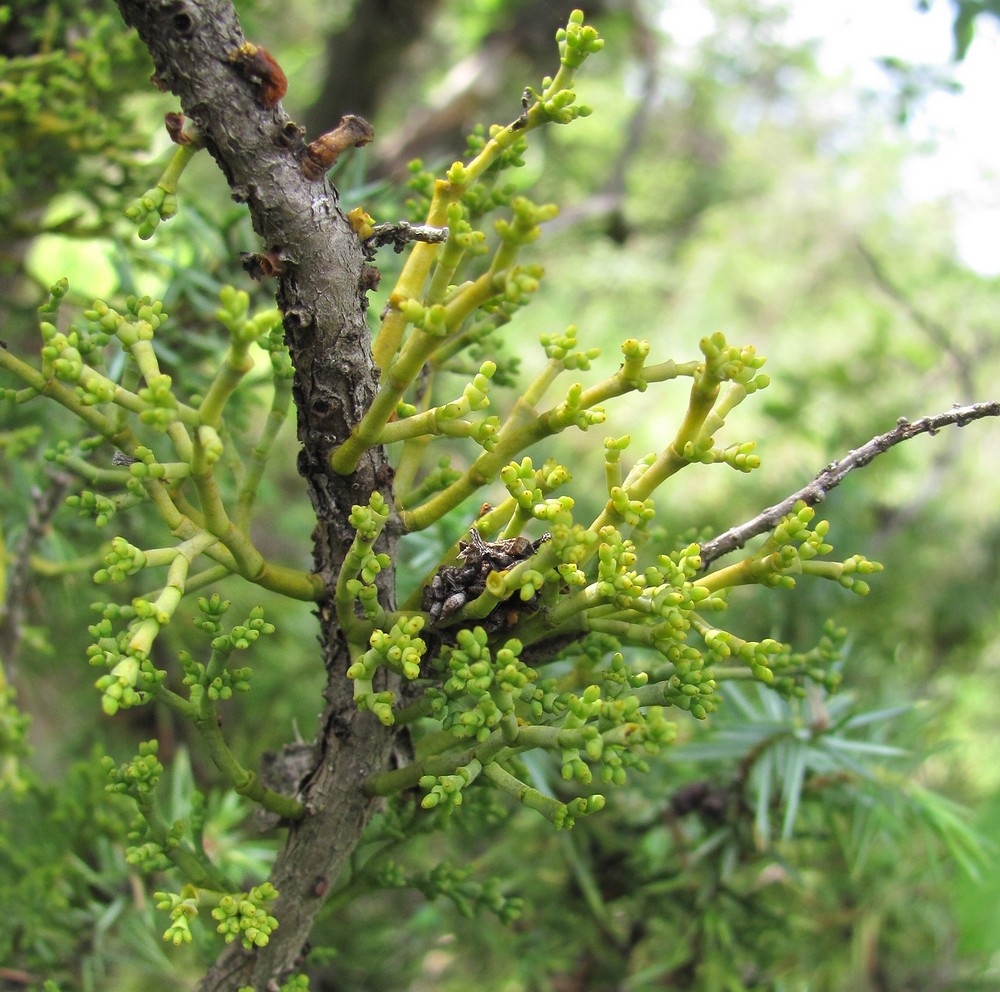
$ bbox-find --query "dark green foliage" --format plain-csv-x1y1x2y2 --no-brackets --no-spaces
0,2,151,252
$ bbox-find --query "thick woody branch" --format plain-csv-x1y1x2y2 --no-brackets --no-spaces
699,401,1000,570
114,3,399,990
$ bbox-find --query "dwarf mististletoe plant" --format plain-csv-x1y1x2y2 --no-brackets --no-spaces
0,7,904,957
326,10,886,827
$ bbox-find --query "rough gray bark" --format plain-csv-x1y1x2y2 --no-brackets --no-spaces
113,2,399,988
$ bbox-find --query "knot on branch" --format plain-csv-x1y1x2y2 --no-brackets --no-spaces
423,530,549,627
302,115,375,180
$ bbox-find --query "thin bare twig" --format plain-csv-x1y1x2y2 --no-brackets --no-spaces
698,401,1000,570
365,220,448,253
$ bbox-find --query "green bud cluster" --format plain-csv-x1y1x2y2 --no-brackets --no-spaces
372,512,853,824
550,794,606,830
375,379,876,812
389,627,687,819
556,9,606,69
680,436,763,474
89,618,167,715
0,679,32,795
397,458,463,509
83,296,166,346
501,456,573,514
656,646,717,720
124,138,201,239
464,312,525,369
206,601,276,654
192,592,231,632
0,424,42,459
540,325,602,371
454,162,520,220
94,536,148,583
125,837,173,873
404,160,437,221
399,298,449,337
445,200,489,251
177,598,272,706
410,862,523,924
136,374,180,430
494,197,559,248
126,446,191,482
420,758,485,811
122,780,204,874
550,382,607,431
102,739,163,801
215,286,283,347
428,628,534,743
385,362,501,450
538,85,590,125
271,975,310,992
278,976,311,992
826,553,883,595
595,535,640,601
211,882,279,949
554,678,677,786
619,338,652,390
155,886,201,945
347,616,427,725
742,503,883,594
88,553,225,713
37,328,111,406
605,488,656,528
7,280,309,716
65,489,130,527
477,124,529,169
779,620,847,695
334,11,606,482
125,183,179,240
49,295,186,429
35,281,108,370
697,332,769,392
771,503,832,554
697,622,787,683
546,537,722,722
491,263,544,313
371,859,407,887
339,492,393,629
720,440,761,472
259,321,295,381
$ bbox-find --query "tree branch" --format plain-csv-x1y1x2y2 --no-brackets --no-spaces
699,401,1000,570
113,3,400,989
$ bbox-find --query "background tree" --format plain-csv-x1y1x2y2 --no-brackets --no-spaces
2,2,999,991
